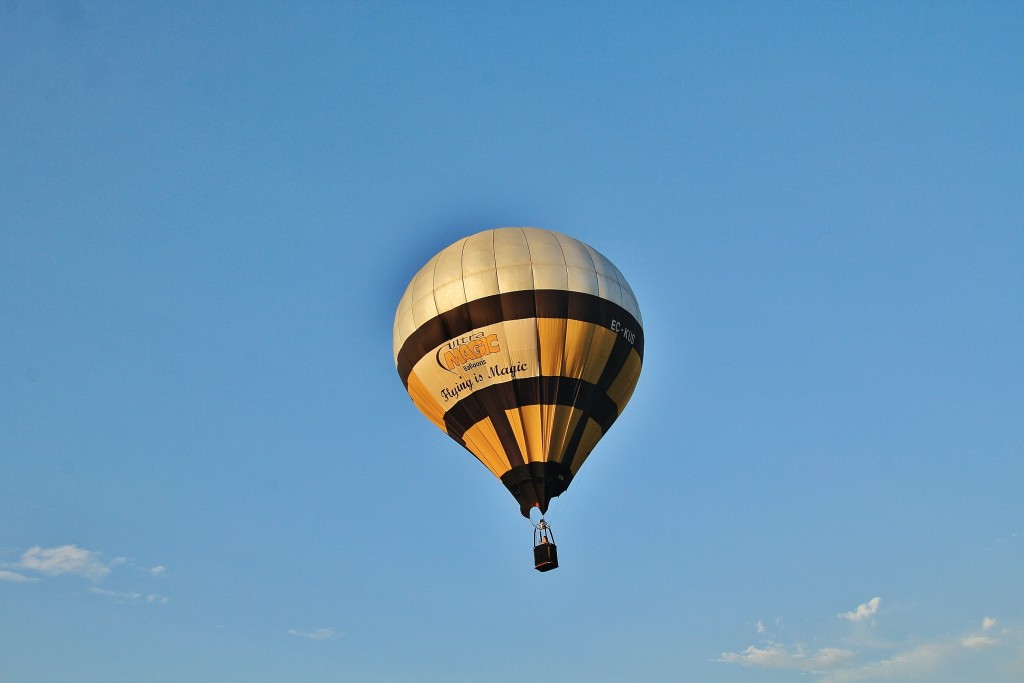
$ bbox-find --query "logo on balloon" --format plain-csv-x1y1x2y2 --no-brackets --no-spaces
436,332,501,374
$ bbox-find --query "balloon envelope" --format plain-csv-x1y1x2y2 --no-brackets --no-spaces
393,227,644,516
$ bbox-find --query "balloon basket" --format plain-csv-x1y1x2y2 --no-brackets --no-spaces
534,542,558,572
533,520,559,572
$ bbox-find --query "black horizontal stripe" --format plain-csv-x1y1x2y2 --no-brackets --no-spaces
396,289,643,387
443,376,621,444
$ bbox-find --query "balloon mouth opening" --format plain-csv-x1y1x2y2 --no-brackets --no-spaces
502,462,573,518
528,506,544,525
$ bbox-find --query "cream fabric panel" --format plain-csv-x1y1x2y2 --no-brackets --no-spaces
432,239,469,313
493,228,532,268
393,227,643,364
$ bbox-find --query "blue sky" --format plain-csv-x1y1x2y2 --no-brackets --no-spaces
2,2,1022,681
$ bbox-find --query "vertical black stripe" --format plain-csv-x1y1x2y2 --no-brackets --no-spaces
487,406,526,469
441,378,617,441
560,332,638,471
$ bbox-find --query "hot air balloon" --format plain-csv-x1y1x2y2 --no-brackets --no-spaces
393,227,643,570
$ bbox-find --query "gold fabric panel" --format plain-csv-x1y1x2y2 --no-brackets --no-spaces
561,319,594,380
406,371,446,431
580,326,618,384
461,418,513,478
547,405,584,465
605,348,643,410
537,317,567,376
562,320,617,384
460,404,587,478
504,405,547,463
569,418,605,475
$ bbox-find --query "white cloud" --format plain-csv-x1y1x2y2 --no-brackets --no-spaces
0,569,39,583
962,618,1000,649
962,635,998,649
18,545,115,581
719,644,855,671
839,597,881,622
89,587,169,605
722,604,1017,683
756,620,766,634
726,634,1008,683
819,642,951,683
6,545,170,605
288,628,342,641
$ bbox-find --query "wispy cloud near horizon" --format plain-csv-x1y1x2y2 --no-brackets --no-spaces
288,628,342,641
719,644,855,672
89,587,169,605
720,604,1019,682
0,569,39,583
